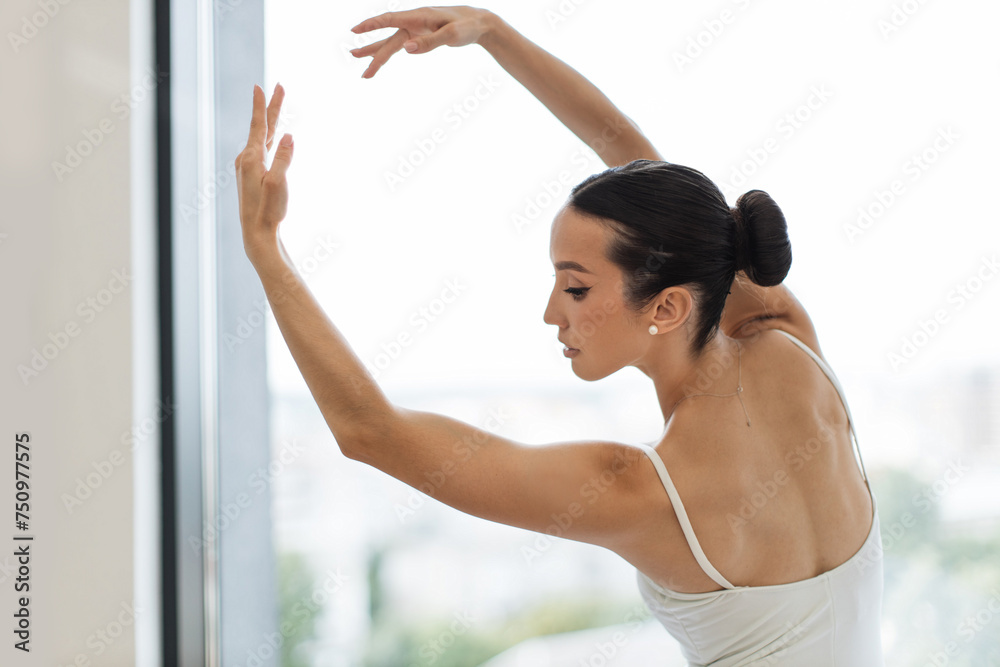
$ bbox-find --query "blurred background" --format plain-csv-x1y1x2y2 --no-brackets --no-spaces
260,1,1000,665
2,0,997,665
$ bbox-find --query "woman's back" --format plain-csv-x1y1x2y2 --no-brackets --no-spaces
621,327,883,665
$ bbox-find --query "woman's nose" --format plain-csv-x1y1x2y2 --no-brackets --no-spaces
542,293,561,327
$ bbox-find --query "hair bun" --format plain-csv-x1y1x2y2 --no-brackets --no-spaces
732,189,792,286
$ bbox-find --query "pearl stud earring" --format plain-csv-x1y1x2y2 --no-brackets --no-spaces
648,324,658,335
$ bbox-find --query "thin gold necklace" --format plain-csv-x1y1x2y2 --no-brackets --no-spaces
666,342,751,427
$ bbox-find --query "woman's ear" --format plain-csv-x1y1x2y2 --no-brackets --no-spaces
650,286,694,334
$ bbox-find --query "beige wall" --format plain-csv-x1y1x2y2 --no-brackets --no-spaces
0,0,159,665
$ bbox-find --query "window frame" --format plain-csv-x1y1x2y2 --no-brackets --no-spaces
160,1,277,665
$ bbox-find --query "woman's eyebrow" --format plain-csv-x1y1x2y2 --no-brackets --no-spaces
553,260,593,274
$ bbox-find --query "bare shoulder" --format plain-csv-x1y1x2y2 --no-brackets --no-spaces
721,274,827,365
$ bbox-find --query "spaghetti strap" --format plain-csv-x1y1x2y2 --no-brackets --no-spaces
771,329,871,486
634,442,737,590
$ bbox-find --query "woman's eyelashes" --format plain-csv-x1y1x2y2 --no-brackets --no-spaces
551,275,589,301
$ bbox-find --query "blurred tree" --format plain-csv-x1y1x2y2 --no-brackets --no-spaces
277,550,323,667
869,466,1000,666
367,541,387,623
362,593,637,666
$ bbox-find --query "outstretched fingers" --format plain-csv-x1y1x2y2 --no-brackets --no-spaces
351,10,427,35
268,134,294,183
356,29,411,78
265,83,285,150
349,37,390,58
242,84,268,164
235,84,295,244
239,83,285,172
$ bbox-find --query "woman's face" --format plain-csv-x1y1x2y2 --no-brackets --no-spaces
543,205,652,381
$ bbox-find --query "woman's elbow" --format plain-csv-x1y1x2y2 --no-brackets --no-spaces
335,404,398,464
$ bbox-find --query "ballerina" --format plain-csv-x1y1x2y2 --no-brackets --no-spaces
233,7,884,665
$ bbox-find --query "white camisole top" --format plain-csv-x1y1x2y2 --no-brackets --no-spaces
634,329,885,666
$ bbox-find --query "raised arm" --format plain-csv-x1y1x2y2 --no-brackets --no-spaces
719,271,823,361
476,12,663,167
350,6,663,167
350,8,818,354
235,84,660,553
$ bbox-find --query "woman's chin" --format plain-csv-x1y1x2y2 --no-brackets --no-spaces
572,361,613,383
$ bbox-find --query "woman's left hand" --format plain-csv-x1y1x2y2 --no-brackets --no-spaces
235,83,294,264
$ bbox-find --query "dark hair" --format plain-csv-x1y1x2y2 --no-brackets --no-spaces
567,159,792,357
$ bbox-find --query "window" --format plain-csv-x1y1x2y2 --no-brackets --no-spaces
164,1,1000,664
163,1,279,665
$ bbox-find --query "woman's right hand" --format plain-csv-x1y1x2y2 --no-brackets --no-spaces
351,4,662,167
350,6,494,79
